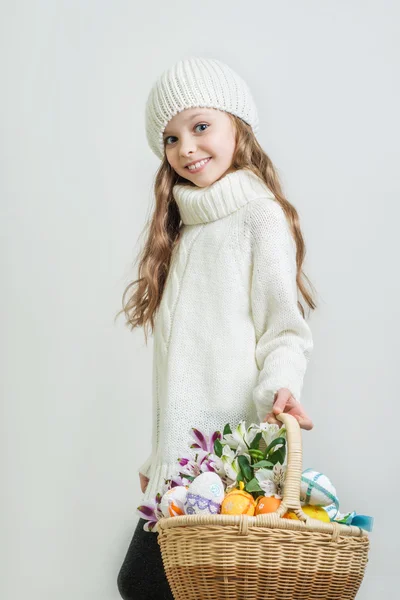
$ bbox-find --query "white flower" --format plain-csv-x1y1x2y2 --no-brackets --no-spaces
225,479,240,494
272,463,287,484
221,445,240,481
208,454,225,476
272,464,287,497
250,422,286,451
255,468,278,497
254,464,287,498
222,444,237,461
223,420,259,453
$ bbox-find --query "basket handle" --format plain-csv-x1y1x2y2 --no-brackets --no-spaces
272,412,307,519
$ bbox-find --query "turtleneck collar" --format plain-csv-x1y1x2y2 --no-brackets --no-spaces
172,168,273,225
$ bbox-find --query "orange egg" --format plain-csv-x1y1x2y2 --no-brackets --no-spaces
255,496,282,515
283,505,330,523
221,483,256,516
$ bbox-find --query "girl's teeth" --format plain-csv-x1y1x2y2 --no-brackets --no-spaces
188,158,210,170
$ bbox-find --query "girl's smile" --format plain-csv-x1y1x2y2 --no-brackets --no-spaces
185,157,212,173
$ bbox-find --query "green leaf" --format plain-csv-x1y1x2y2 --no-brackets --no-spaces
214,438,223,458
223,423,232,435
180,473,195,482
265,437,286,456
275,446,286,464
237,471,244,483
237,455,253,482
250,432,262,449
252,460,274,469
248,449,264,461
245,478,263,493
268,447,286,465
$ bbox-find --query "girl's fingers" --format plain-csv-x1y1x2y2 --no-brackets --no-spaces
265,409,314,430
292,412,314,431
263,412,281,425
272,389,292,414
263,389,314,430
299,417,314,430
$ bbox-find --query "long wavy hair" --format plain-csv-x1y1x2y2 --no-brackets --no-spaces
115,114,317,344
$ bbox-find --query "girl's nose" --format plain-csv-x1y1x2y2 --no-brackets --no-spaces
178,135,198,158
180,146,197,159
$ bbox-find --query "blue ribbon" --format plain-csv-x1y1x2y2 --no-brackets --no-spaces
333,512,374,532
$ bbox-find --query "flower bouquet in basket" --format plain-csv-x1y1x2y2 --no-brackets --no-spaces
137,419,373,533
137,414,373,600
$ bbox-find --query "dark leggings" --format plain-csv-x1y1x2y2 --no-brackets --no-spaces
117,518,174,600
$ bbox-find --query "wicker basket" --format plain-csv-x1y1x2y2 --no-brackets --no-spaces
157,413,370,600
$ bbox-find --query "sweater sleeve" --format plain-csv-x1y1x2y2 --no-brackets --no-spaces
138,453,153,477
248,198,313,422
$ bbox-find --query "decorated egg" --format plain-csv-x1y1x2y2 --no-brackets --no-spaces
323,502,340,520
160,486,188,517
300,469,339,510
184,472,225,515
255,495,282,515
221,482,256,516
284,505,331,523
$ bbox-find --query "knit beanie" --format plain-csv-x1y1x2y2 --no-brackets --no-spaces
145,56,259,160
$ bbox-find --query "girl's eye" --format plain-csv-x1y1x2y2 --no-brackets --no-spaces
164,123,209,146
195,123,209,133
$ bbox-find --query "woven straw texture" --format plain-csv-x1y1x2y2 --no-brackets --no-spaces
157,413,370,599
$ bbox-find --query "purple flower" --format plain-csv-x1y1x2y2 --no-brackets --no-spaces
176,456,202,478
136,492,164,533
168,473,194,488
190,428,221,454
199,452,220,473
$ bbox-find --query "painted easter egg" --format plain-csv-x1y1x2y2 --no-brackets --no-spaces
160,486,188,517
323,502,340,520
300,469,339,510
221,483,256,516
255,495,282,515
284,505,331,523
184,472,225,515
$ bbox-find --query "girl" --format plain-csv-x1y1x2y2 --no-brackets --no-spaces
116,56,316,600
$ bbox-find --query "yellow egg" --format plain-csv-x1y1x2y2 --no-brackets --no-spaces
284,505,330,523
221,482,256,516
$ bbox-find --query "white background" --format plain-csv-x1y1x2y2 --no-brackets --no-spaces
1,1,398,598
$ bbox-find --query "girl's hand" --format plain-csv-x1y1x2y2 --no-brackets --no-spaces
263,388,314,431
139,472,150,493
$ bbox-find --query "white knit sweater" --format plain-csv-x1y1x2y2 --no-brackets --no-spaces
138,168,313,504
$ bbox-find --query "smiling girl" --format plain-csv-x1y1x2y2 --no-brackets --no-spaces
116,56,317,600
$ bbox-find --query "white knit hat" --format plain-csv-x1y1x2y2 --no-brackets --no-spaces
145,56,259,160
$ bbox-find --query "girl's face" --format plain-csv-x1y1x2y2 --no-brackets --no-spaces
163,107,237,187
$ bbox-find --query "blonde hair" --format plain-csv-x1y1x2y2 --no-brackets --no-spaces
115,114,317,343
